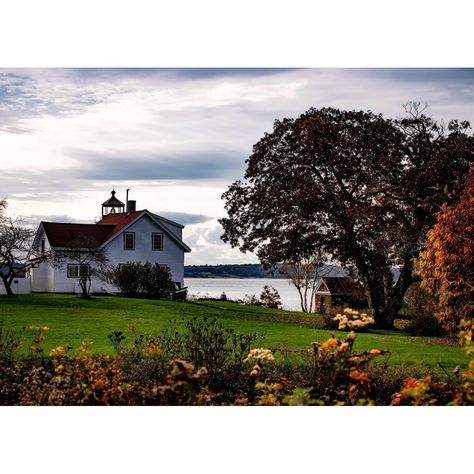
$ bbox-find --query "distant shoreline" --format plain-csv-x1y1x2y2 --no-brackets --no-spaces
184,263,347,279
184,276,285,279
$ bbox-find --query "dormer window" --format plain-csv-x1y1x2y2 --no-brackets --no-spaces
152,233,163,251
124,232,135,250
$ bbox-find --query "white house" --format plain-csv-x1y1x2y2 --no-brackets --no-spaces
26,190,191,295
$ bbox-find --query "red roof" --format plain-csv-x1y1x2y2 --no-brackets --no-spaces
42,211,143,247
96,210,142,228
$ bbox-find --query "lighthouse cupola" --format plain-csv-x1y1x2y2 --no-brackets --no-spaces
101,190,125,216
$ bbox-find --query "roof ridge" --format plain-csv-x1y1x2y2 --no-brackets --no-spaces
42,221,113,226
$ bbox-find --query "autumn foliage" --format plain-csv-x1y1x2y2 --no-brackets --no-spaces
1,318,474,405
417,166,474,333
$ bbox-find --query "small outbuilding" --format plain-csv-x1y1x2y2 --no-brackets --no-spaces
314,276,366,313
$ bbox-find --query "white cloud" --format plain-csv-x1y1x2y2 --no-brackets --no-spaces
1,68,473,263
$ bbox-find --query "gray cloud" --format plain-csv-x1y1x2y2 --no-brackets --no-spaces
71,150,246,180
0,70,122,132
57,68,302,82
0,68,302,134
366,68,474,86
155,211,212,225
21,214,94,227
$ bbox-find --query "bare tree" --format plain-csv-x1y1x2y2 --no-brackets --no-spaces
0,211,53,296
56,235,109,298
280,256,331,313
0,199,6,217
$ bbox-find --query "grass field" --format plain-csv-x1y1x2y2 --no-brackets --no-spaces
0,294,470,370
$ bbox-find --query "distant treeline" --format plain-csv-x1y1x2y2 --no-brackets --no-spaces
184,264,283,279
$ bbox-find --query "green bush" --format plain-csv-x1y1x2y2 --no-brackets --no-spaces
0,320,24,367
107,262,176,299
107,262,142,296
156,317,259,396
404,282,445,336
405,313,445,337
140,262,175,299
242,285,282,309
320,305,342,330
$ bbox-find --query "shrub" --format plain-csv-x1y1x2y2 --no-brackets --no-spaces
156,317,259,396
333,307,374,331
403,282,445,337
367,363,436,405
152,359,212,406
0,320,24,367
107,262,142,296
405,314,445,337
107,331,126,355
321,305,343,330
1,316,473,406
242,285,282,309
242,294,261,306
259,285,282,309
140,262,175,299
305,332,388,404
107,262,176,299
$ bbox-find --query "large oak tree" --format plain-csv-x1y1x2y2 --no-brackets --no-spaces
219,105,474,327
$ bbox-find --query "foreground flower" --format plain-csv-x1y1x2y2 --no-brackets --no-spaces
318,338,338,351
29,326,49,331
250,364,261,376
244,348,274,363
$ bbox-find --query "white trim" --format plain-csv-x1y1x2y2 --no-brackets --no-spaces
150,212,184,229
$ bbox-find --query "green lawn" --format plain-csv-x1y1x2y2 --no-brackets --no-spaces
0,294,470,370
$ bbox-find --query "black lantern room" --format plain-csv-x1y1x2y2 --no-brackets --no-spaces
101,190,125,216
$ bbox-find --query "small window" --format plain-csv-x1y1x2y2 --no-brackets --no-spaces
124,232,135,250
67,264,79,278
67,264,90,278
41,239,45,254
79,265,90,277
152,233,163,251
157,264,168,271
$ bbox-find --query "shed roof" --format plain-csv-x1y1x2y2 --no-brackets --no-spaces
318,277,360,295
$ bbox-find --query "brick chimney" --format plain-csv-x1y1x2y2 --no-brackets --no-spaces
126,200,136,213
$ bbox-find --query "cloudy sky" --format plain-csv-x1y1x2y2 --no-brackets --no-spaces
1,68,473,264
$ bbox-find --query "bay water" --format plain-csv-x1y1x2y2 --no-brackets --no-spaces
184,277,302,311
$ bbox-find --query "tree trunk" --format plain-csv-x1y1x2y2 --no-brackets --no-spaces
79,277,92,299
1,275,13,296
379,259,417,328
295,285,306,312
357,270,384,326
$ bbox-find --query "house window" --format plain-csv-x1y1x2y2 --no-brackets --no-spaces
157,264,168,271
67,264,90,278
123,232,135,250
41,239,45,254
152,233,163,251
